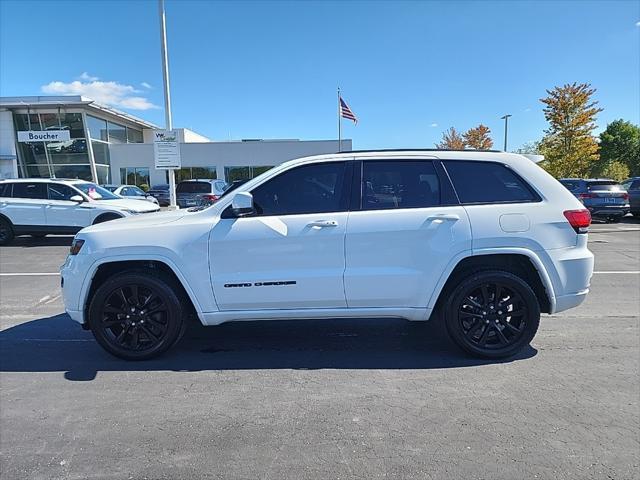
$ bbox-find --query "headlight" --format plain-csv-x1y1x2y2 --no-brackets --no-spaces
122,209,140,215
69,238,85,255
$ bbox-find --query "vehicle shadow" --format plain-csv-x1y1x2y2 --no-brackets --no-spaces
4,235,74,247
0,314,537,382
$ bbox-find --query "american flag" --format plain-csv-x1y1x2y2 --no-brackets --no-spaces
340,97,358,124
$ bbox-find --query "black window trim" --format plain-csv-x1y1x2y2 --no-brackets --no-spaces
0,182,14,198
222,160,354,218
10,181,49,200
442,160,542,206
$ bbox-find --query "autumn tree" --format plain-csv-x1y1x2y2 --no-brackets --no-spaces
538,82,602,178
463,124,494,150
594,119,640,177
436,127,466,149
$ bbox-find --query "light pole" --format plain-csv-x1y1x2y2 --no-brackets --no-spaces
500,114,512,152
159,0,177,209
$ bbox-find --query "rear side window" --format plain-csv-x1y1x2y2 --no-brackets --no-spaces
560,180,581,191
48,183,78,201
444,161,539,204
12,183,48,199
177,181,211,194
0,183,12,197
362,161,440,210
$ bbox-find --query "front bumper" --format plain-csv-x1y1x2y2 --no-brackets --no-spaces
60,253,93,324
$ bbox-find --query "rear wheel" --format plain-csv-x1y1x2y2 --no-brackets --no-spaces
444,270,540,359
0,218,14,245
88,270,186,360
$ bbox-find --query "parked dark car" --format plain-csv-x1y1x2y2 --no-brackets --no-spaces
147,184,170,206
621,177,640,217
176,179,228,208
559,178,630,222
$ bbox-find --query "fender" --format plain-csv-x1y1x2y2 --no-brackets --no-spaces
78,253,207,323
426,247,557,314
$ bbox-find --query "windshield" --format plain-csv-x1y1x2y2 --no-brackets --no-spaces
587,182,622,191
150,184,169,191
74,183,120,200
103,186,117,192
176,181,211,194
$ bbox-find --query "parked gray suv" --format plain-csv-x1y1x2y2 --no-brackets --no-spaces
621,177,640,217
176,179,228,208
559,178,630,222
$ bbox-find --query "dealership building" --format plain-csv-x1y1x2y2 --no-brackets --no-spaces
0,96,351,188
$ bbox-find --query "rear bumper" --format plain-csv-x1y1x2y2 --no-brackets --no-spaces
587,205,629,217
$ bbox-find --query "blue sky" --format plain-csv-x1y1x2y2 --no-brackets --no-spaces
1,0,638,150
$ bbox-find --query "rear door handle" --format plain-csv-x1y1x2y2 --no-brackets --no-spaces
427,214,460,221
307,220,338,228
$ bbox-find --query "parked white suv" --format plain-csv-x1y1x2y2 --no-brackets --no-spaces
0,178,160,244
61,150,594,360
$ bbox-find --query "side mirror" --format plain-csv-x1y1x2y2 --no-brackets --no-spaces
231,192,254,217
69,195,84,203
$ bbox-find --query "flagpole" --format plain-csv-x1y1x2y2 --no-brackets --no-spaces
337,87,342,152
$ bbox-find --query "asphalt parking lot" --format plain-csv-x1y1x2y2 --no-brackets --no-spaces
1,219,638,480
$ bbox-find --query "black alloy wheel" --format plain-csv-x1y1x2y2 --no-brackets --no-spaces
88,270,185,360
0,218,14,245
445,270,540,359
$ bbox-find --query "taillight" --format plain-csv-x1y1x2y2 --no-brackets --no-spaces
202,194,219,202
563,209,591,234
622,192,629,201
69,239,85,255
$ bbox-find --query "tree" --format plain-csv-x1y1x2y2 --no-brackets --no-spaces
436,127,465,149
515,141,541,155
538,82,602,178
596,160,630,182
463,124,494,150
595,119,640,177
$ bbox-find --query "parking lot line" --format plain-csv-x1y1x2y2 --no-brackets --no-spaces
593,271,640,274
0,272,60,276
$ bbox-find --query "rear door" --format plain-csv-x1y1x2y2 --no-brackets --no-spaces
344,158,472,308
3,182,47,227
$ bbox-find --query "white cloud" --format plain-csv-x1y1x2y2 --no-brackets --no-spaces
430,122,438,127
41,75,159,110
524,108,532,112
140,82,152,89
636,21,640,27
79,72,99,81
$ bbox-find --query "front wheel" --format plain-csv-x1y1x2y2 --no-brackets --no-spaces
88,270,186,360
444,270,540,359
0,218,14,245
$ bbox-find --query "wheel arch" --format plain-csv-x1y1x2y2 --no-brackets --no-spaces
429,250,555,315
0,212,13,226
82,257,205,325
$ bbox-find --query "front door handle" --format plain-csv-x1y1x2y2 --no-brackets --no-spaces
427,214,460,221
307,220,338,228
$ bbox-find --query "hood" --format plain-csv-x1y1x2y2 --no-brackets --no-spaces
81,209,188,234
88,198,160,212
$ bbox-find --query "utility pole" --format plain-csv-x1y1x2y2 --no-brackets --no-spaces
501,114,512,152
159,0,177,209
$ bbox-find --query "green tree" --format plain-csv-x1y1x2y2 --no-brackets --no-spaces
435,127,466,149
463,124,494,150
596,160,630,182
538,82,602,178
595,119,640,177
515,141,541,154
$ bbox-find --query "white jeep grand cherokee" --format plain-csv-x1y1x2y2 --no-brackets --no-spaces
61,150,594,360
0,178,160,244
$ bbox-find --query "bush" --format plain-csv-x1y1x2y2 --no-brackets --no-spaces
139,183,149,192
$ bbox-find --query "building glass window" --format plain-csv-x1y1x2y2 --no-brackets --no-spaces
91,141,110,165
225,165,273,182
126,127,143,143
14,114,42,131
87,115,108,141
107,121,127,143
52,165,93,181
120,167,150,189
173,167,217,182
96,165,110,185
47,139,89,164
16,142,47,165
39,113,84,138
25,165,52,178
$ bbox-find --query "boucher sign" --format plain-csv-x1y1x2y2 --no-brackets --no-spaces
17,130,71,142
153,130,181,169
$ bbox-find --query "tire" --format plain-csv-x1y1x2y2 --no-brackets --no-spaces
0,217,14,245
93,213,123,225
444,270,540,359
87,270,186,360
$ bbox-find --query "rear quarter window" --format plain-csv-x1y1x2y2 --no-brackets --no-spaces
0,183,12,197
443,161,540,204
560,180,581,191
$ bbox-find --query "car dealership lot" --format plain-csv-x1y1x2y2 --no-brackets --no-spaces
1,221,638,479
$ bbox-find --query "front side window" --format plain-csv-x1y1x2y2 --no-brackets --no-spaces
251,162,348,216
444,161,539,204
362,161,440,210
73,183,120,200
48,183,78,201
12,182,47,199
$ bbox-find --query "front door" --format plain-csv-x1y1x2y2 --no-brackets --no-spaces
344,159,472,308
45,183,91,228
210,161,352,311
